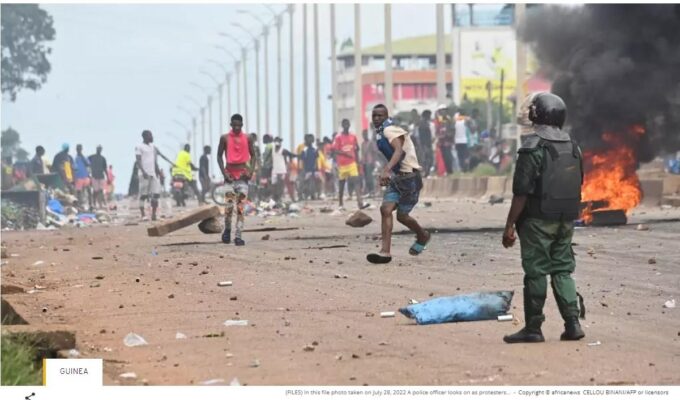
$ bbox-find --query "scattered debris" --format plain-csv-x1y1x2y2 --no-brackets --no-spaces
198,216,224,234
229,296,238,301
488,195,504,205
201,378,224,385
123,333,148,347
119,372,137,379
175,332,187,340
636,224,650,231
365,312,375,317
91,256,103,260
663,299,676,309
217,281,233,287
261,234,270,240
587,341,602,347
380,311,395,318
408,299,419,305
32,261,44,266
251,359,260,368
345,211,373,228
230,377,240,386
497,314,513,322
67,349,80,358
648,257,657,265
303,345,315,352
147,205,221,237
223,320,248,327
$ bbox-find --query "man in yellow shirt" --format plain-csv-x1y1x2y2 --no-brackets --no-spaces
172,144,204,204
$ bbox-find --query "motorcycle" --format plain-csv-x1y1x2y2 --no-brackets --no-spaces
171,175,191,207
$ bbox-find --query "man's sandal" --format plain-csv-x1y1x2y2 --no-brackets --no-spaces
367,253,392,264
409,232,431,256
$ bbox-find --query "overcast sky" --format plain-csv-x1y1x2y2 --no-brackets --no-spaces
2,3,461,187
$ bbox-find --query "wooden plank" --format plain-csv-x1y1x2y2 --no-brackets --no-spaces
147,205,221,237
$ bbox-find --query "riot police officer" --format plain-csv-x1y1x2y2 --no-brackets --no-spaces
502,92,585,343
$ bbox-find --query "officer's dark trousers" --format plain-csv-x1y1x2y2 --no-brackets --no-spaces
517,217,580,326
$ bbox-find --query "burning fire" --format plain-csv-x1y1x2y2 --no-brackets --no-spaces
580,126,644,224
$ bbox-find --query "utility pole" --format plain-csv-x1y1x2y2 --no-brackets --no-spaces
436,4,446,106
192,117,198,161
451,5,462,106
263,25,270,135
353,4,363,134
242,48,249,130
288,4,295,148
384,4,393,112
200,107,206,148
313,4,321,139
276,13,283,138
330,4,338,135
302,4,309,137
217,85,223,137
515,3,527,146
207,95,213,148
226,73,232,122
254,39,261,135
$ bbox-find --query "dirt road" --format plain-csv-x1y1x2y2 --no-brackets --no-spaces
2,199,679,385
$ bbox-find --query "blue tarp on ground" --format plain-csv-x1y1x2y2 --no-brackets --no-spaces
399,291,514,325
47,198,64,215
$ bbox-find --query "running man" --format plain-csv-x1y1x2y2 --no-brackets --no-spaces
367,104,431,264
332,119,368,210
135,130,174,221
217,114,256,246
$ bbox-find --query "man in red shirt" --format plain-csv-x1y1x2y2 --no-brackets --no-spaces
332,119,368,210
217,114,256,246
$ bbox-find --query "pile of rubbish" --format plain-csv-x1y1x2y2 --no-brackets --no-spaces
45,189,113,229
245,200,313,219
1,199,41,230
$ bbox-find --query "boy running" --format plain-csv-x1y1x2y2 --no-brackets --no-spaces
367,104,431,264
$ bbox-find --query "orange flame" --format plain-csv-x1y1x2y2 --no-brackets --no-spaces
580,127,643,224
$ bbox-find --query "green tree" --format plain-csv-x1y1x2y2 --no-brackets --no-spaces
1,127,21,159
1,4,55,101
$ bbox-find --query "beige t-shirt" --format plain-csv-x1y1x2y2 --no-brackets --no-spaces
383,125,421,173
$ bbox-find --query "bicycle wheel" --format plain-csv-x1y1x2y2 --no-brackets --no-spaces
211,183,228,206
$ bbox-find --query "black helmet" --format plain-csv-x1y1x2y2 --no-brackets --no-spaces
529,92,567,128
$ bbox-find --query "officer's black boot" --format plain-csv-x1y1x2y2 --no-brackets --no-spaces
504,288,546,344
560,317,585,341
503,316,545,343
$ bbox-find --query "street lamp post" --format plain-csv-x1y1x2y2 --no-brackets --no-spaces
219,33,248,128
354,4,363,134
234,23,261,136
313,4,321,140
213,46,241,114
265,5,285,139
288,4,295,148
207,60,232,132
238,9,273,136
191,82,213,149
302,4,308,137
330,4,338,135
201,69,223,142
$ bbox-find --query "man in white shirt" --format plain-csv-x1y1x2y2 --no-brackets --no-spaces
135,130,174,221
454,112,470,172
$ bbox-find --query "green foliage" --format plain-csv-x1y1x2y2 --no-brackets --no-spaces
1,335,42,386
1,4,55,101
2,127,29,161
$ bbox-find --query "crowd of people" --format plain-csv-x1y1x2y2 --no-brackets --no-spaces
126,105,516,219
1,143,116,211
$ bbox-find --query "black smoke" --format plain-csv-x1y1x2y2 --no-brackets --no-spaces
521,4,680,161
